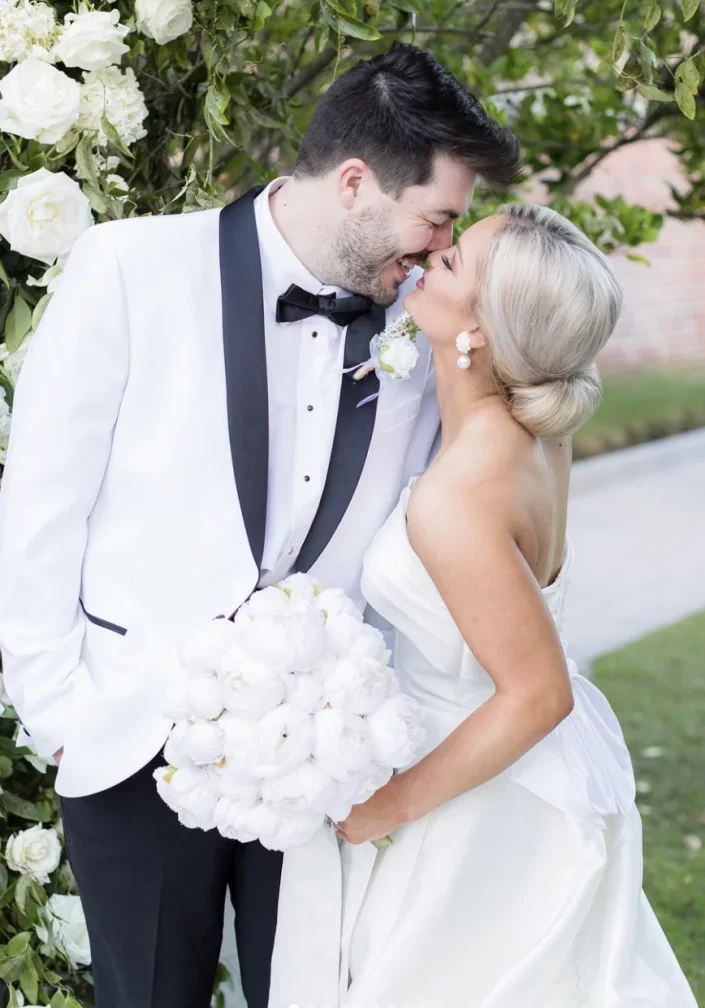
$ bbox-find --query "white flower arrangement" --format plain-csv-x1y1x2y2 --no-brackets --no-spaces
6,824,62,883
155,573,424,851
354,311,420,386
36,893,92,967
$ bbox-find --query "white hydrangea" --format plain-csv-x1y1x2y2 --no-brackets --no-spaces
0,0,59,65
77,66,148,148
0,388,11,465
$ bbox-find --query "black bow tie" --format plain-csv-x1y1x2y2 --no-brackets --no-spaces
276,283,373,327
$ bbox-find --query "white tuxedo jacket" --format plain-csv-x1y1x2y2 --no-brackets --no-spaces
0,188,439,797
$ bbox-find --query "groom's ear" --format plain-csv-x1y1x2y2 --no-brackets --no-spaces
337,159,375,209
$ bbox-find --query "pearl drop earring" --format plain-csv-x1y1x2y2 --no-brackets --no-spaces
455,331,472,370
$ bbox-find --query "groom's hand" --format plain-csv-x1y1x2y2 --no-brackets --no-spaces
53,747,63,764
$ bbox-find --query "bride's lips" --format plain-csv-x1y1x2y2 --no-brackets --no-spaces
416,276,425,290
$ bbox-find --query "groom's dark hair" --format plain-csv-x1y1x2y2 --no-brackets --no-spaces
295,43,522,194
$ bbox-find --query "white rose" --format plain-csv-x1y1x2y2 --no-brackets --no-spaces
6,824,61,882
77,66,148,148
0,59,80,144
261,761,333,817
0,168,93,265
323,656,389,716
54,9,130,71
313,708,372,782
179,618,239,677
0,0,59,65
36,894,91,967
315,587,363,622
366,694,425,768
283,671,323,713
237,609,328,674
253,703,314,779
219,644,286,721
0,389,11,465
378,336,419,380
135,0,193,45
153,764,219,830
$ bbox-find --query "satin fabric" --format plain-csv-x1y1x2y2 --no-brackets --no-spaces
269,484,697,1008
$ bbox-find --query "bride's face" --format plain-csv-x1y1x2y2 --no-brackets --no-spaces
403,214,503,344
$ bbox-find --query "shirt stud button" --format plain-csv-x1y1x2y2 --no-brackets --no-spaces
307,405,314,412
303,475,311,482
311,331,318,338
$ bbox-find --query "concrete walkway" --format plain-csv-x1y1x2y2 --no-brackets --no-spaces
563,428,705,668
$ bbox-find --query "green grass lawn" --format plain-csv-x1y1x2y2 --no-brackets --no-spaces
575,368,705,459
593,611,705,1004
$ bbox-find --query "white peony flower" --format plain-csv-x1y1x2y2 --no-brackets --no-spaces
178,718,225,766
325,614,388,664
219,644,286,721
253,703,314,779
0,389,11,466
153,764,219,830
237,609,328,674
313,708,372,782
0,59,80,145
135,0,193,45
0,168,93,265
183,674,224,720
220,713,260,780
283,671,323,712
163,719,193,768
54,8,130,71
213,762,260,803
36,894,91,967
237,801,321,852
323,656,389,716
0,0,58,65
213,795,259,843
278,572,321,605
378,336,420,380
178,618,239,677
6,824,61,882
366,694,424,768
315,587,363,622
77,66,148,148
348,762,394,806
261,761,333,817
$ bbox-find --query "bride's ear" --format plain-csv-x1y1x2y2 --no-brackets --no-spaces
466,324,487,351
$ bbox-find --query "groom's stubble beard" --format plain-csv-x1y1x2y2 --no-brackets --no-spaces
314,205,403,308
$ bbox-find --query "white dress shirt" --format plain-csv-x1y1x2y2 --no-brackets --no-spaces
254,178,351,585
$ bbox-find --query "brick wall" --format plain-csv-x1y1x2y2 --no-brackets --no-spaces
575,139,705,373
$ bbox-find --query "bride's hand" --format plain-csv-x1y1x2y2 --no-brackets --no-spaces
335,777,409,845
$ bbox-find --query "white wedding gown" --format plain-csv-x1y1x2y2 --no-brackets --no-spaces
268,482,697,1008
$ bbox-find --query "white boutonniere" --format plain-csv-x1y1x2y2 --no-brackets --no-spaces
352,312,420,395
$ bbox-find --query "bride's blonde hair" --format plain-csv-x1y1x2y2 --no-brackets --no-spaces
476,203,623,438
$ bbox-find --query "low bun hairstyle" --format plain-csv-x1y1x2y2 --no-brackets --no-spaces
476,204,623,438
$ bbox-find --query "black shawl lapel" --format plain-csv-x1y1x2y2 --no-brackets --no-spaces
295,303,386,573
219,186,268,572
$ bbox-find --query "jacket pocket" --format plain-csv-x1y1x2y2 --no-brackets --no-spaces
80,601,128,636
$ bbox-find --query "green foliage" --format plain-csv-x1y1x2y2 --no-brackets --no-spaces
593,611,705,1002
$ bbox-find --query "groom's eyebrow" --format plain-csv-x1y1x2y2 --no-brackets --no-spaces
436,209,461,220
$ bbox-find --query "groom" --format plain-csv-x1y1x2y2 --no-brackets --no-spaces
0,43,519,1008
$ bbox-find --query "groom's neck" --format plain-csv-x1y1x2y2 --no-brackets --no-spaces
269,177,339,285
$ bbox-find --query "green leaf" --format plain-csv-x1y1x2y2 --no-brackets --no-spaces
4,294,32,354
678,0,700,21
6,932,32,956
83,183,109,215
675,82,696,118
75,132,100,187
3,790,50,821
50,992,67,1008
637,83,673,102
643,0,661,30
324,1,381,38
675,58,701,93
0,860,8,896
20,958,39,1003
204,83,231,142
0,257,9,287
14,874,30,915
0,956,26,984
0,169,29,194
0,754,13,777
31,292,52,331
101,114,134,161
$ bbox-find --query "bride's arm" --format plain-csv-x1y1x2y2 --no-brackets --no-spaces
337,478,574,843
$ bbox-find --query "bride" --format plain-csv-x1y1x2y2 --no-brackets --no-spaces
330,204,697,1007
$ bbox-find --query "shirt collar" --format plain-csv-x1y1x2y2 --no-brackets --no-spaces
254,177,350,317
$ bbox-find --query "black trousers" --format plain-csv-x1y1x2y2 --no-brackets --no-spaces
61,755,283,1008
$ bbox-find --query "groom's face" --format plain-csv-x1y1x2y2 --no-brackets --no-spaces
334,155,476,306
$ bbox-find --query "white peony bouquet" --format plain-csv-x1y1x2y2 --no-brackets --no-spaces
154,573,424,851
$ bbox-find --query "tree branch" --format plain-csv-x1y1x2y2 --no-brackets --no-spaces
285,45,339,99
475,0,539,65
